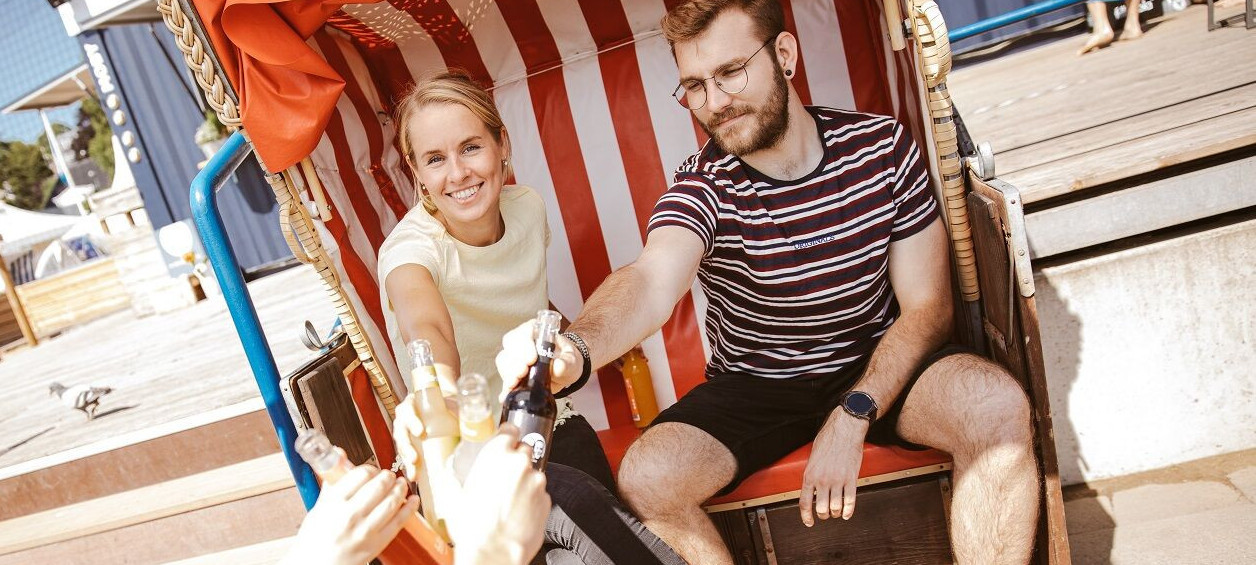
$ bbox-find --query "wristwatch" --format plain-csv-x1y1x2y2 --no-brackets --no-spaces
840,390,879,422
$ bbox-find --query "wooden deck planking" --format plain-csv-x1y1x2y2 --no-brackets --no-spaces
997,82,1256,177
0,264,336,470
1006,106,1256,202
948,5,1256,203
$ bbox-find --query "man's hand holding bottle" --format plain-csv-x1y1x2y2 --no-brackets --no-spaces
495,320,583,403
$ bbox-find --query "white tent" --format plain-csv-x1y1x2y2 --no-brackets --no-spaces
0,202,84,258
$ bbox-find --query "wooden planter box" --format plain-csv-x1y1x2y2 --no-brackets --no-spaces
14,258,132,338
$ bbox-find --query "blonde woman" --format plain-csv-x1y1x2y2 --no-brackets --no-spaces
380,71,681,565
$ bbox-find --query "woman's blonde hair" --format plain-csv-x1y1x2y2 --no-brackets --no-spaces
395,70,506,167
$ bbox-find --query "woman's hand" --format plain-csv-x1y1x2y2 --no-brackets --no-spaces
392,392,425,481
449,425,550,565
282,466,419,565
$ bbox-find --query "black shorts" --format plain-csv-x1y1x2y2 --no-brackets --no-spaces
650,345,969,495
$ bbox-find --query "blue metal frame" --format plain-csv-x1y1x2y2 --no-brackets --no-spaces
949,0,1087,42
191,131,321,509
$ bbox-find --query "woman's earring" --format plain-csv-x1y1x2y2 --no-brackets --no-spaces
416,184,437,212
785,69,793,78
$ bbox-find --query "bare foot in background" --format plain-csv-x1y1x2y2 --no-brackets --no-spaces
1079,1,1116,55
1120,12,1144,41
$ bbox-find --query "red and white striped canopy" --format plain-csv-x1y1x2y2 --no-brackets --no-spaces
194,0,928,431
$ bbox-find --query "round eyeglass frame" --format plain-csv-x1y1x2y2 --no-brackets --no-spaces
671,38,776,111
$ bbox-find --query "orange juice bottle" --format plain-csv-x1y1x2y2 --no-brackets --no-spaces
294,429,453,565
620,348,659,428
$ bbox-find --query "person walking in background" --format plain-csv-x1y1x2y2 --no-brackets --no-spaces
1080,0,1145,55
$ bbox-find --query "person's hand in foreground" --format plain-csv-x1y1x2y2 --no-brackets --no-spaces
392,392,425,480
450,424,551,565
281,465,419,565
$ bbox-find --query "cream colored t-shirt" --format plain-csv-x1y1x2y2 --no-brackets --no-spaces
377,185,551,412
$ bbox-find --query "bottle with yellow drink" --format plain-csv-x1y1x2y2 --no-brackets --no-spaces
450,372,495,483
406,339,459,541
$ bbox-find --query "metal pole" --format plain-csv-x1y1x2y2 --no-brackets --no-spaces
38,109,78,188
190,131,320,509
949,0,1086,42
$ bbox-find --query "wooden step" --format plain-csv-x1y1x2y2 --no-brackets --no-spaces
0,401,279,520
0,453,299,559
0,489,304,565
164,536,295,565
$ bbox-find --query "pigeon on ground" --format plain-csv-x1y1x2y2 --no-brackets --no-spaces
48,382,113,420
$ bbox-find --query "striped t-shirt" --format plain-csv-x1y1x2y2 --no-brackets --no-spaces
647,107,938,382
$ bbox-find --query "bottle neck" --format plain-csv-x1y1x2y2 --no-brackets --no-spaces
527,356,552,390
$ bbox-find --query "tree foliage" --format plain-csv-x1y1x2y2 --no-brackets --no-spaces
0,140,54,210
73,96,115,179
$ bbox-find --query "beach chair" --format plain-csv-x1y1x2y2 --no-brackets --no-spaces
160,0,1070,561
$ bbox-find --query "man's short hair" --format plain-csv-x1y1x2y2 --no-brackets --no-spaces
661,0,786,47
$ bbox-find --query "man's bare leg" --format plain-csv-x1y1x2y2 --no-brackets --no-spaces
1079,0,1115,55
896,353,1039,564
618,422,737,565
1120,0,1144,40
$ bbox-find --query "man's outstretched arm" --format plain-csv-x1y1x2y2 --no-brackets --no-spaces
496,226,705,395
799,217,953,526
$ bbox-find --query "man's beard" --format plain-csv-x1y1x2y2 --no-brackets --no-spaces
699,66,790,156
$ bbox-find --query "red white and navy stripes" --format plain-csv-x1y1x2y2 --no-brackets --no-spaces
648,108,937,381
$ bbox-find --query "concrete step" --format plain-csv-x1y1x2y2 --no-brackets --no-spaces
0,454,304,564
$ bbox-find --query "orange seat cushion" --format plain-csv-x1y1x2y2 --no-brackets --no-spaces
596,426,951,506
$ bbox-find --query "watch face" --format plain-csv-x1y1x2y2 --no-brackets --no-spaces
845,392,874,415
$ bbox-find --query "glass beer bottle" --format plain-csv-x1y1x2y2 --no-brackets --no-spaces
407,339,459,541
451,372,494,483
500,310,561,470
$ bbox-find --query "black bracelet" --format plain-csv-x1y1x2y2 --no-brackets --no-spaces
555,331,593,399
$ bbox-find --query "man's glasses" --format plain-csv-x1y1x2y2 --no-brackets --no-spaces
672,39,775,111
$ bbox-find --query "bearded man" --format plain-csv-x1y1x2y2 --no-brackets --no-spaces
498,1,1041,562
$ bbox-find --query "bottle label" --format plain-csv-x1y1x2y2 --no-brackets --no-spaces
623,377,641,422
461,417,494,442
520,432,547,465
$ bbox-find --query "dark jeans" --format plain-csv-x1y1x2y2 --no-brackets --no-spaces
536,415,683,565
549,414,617,495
